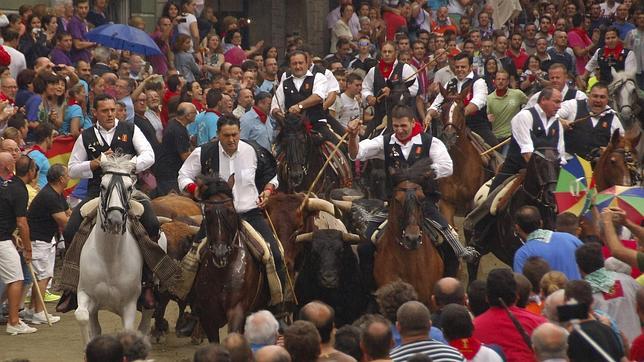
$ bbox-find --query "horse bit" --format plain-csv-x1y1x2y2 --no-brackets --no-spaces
100,171,132,234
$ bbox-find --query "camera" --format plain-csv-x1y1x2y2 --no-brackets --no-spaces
52,65,64,72
177,17,187,23
557,303,588,322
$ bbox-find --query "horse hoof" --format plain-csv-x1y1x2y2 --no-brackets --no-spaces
151,332,166,345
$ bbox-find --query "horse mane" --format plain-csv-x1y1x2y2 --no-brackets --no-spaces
390,158,434,186
101,153,135,174
199,175,234,200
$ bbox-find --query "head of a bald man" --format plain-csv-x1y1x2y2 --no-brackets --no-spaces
1,138,20,161
432,277,466,309
299,301,335,344
531,322,569,361
0,151,15,178
255,345,292,362
396,301,431,337
176,102,197,125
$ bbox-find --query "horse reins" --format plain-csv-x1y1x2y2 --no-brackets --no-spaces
100,171,132,234
200,198,239,266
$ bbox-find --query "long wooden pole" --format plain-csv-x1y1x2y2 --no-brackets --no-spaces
480,137,511,156
28,263,51,327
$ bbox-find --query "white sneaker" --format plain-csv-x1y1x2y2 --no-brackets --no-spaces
18,308,33,322
6,320,37,335
31,311,60,325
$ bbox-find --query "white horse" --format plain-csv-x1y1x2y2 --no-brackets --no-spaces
608,69,644,165
75,154,152,347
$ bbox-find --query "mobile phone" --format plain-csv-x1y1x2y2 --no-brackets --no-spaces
557,303,588,322
52,65,64,72
177,17,187,23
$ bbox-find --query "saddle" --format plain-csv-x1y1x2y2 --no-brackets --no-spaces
467,130,504,172
464,173,524,234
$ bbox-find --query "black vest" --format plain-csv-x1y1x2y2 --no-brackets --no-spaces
597,47,630,83
565,100,614,159
81,122,136,197
282,75,326,123
373,62,408,116
563,86,578,102
445,76,489,129
199,140,277,193
383,132,438,199
507,107,559,167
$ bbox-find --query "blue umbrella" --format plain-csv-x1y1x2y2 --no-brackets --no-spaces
86,24,162,56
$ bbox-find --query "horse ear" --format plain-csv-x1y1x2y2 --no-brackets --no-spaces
459,85,471,100
100,153,107,164
129,156,137,172
439,83,447,98
610,129,621,147
227,173,235,189
611,67,618,81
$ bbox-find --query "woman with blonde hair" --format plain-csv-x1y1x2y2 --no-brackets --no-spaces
540,271,569,298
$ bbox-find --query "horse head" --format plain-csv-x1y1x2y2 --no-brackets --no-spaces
524,147,560,227
595,129,639,190
198,174,240,268
99,154,137,234
438,83,469,149
388,158,435,250
278,113,312,189
609,69,640,128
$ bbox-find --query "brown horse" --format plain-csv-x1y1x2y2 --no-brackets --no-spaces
374,158,444,306
466,148,560,281
437,88,488,227
594,129,640,192
193,176,269,342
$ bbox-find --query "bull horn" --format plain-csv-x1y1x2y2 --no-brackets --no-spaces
187,225,201,234
342,232,362,244
295,232,314,243
331,199,352,212
157,216,172,224
342,195,363,201
306,198,336,215
189,215,203,224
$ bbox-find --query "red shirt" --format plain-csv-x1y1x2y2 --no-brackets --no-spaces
506,49,529,72
161,89,179,128
473,306,546,362
383,11,407,41
630,332,644,361
0,46,9,66
602,240,642,278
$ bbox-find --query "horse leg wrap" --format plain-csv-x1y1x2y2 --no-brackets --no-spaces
427,219,480,262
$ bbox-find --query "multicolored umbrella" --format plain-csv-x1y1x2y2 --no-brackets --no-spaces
594,186,644,224
555,155,594,216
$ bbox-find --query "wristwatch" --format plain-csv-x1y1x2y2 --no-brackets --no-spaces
297,104,303,110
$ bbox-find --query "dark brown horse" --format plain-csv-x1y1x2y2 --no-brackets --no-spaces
193,176,269,342
594,129,640,192
374,158,444,306
466,148,560,281
437,87,488,227
276,113,352,197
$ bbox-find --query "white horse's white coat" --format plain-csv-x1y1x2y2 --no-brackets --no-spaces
75,154,152,347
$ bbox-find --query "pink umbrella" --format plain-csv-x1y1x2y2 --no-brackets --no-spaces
224,46,247,66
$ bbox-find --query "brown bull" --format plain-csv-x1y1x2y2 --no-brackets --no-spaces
151,193,202,225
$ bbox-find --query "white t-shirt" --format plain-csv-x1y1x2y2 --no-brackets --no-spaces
336,93,361,127
600,1,620,17
177,13,198,52
447,0,465,15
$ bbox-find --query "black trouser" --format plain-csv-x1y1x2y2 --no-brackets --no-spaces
489,156,524,192
470,123,499,147
152,178,180,198
63,196,160,249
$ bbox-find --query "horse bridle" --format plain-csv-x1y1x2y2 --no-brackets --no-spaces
394,185,425,247
200,197,239,268
518,150,559,211
610,78,640,123
610,147,643,185
100,171,132,234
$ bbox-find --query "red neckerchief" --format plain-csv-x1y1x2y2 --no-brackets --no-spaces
449,337,483,360
192,100,204,112
496,88,508,97
379,59,395,79
206,108,222,117
253,106,267,123
67,98,79,106
396,122,422,145
29,145,46,154
604,42,624,58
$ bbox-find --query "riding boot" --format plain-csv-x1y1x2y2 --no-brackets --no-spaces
138,265,156,310
55,291,78,313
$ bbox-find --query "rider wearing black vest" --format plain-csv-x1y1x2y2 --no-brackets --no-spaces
362,42,418,136
584,27,636,84
525,63,588,108
58,94,158,312
490,87,565,191
557,83,623,160
426,52,498,147
347,104,478,281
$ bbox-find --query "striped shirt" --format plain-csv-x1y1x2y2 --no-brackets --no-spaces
390,340,466,362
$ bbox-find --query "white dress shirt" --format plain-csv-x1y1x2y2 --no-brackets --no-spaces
271,71,328,113
351,133,453,179
361,60,419,99
278,66,339,96
556,100,624,136
178,142,279,214
584,48,637,74
428,72,487,112
68,119,155,179
511,104,566,158
525,84,588,108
